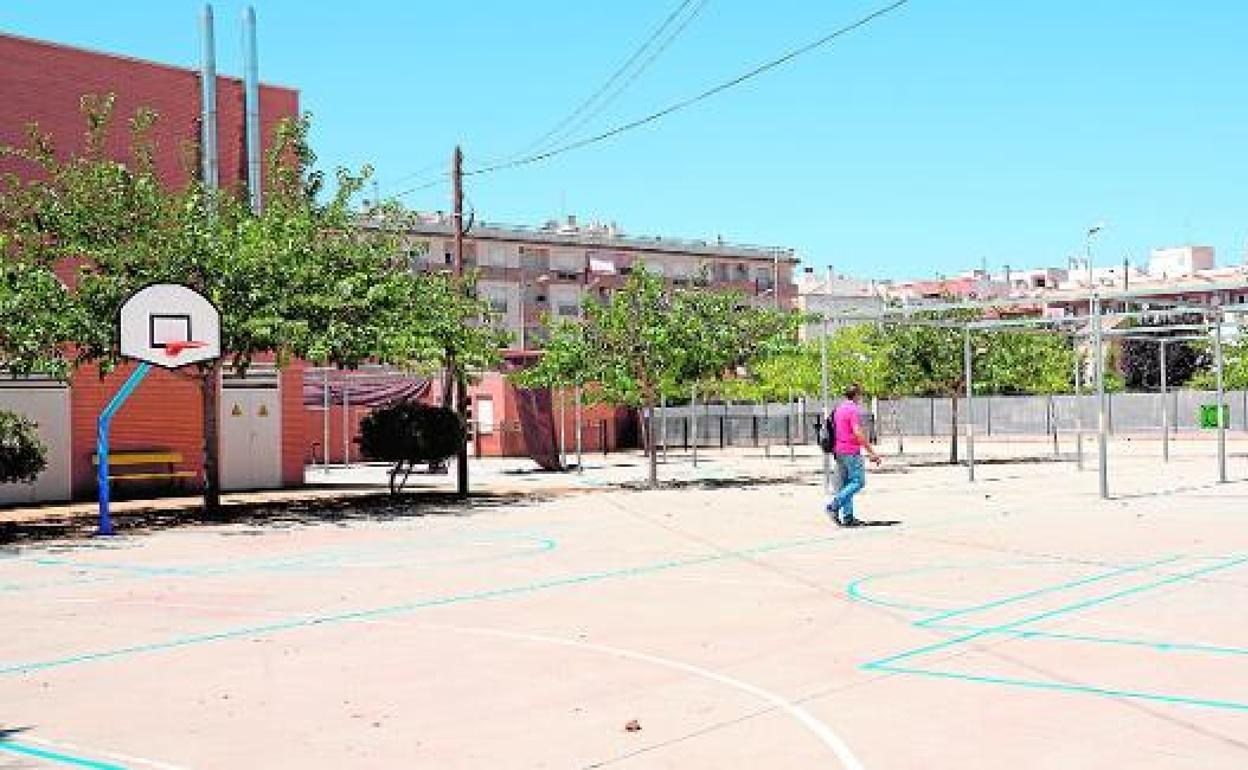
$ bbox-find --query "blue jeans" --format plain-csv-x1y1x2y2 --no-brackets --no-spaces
830,453,866,522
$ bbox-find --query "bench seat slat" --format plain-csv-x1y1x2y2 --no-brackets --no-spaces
92,452,184,466
108,471,198,482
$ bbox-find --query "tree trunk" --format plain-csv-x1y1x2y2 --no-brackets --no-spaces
948,392,960,465
455,370,469,498
200,363,222,516
442,349,455,406
643,403,657,488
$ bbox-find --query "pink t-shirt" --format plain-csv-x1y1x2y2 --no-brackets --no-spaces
833,400,862,455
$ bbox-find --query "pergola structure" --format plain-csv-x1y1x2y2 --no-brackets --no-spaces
814,288,1242,499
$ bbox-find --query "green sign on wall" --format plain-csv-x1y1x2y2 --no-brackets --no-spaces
1199,404,1231,429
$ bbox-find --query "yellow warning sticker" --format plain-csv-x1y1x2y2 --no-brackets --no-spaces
258,404,269,417
230,404,243,417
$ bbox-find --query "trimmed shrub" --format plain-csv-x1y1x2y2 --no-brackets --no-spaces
0,410,48,485
358,401,464,465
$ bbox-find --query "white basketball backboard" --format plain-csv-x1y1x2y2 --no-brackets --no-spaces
119,284,222,369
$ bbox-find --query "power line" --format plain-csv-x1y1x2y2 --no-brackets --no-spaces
384,158,449,188
391,174,450,199
529,0,711,156
386,0,703,196
462,0,911,180
511,0,701,159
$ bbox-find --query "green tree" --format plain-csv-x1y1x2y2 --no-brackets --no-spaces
737,324,892,405
975,332,1074,395
516,266,794,486
0,410,47,485
1190,326,1248,390
0,258,80,380
882,311,1075,462
0,95,485,513
882,312,974,462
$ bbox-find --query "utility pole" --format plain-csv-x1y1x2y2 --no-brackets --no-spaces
773,253,781,310
451,146,469,497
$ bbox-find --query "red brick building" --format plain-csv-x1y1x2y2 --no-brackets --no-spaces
0,33,304,503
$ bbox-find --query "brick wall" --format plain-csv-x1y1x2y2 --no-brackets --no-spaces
0,33,298,189
279,362,306,486
70,363,206,499
1,33,303,501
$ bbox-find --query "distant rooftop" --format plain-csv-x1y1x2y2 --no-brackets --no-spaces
394,211,797,263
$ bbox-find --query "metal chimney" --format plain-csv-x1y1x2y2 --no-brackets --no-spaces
199,4,219,192
242,6,262,213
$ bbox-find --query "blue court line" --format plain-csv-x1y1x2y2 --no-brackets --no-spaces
954,628,1248,657
2,532,558,591
874,664,1248,713
30,530,552,575
34,559,201,576
0,740,130,770
857,554,1248,711
867,555,1243,669
1,508,1005,676
846,558,1101,615
0,532,844,676
914,556,1184,628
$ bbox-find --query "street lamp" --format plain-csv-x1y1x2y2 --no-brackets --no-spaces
1084,223,1104,289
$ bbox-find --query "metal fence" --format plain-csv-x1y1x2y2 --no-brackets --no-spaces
656,389,1248,448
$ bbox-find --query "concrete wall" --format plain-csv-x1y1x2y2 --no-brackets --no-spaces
0,381,72,504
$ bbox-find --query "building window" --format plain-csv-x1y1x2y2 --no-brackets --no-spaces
489,298,508,314
557,303,579,317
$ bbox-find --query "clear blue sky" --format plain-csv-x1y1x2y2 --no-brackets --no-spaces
4,1,1246,279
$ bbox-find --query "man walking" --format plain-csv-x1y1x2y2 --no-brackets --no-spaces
826,383,881,526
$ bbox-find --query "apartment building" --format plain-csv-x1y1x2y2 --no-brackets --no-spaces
1041,246,1246,317
397,214,799,348
795,267,885,338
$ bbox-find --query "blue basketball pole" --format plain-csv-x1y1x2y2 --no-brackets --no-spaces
97,362,153,536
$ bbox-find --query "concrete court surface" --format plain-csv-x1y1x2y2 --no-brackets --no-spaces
3,444,1248,769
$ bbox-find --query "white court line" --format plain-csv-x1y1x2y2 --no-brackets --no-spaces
51,597,262,614
22,735,190,770
363,620,866,770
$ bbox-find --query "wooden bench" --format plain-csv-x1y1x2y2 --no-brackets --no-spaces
92,451,197,490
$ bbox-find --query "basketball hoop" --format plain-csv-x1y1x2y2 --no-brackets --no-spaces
163,340,208,357
119,284,221,369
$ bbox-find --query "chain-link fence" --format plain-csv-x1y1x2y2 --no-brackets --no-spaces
655,389,1247,450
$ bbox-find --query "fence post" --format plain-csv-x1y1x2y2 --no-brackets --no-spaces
1049,395,1058,457
986,396,992,436
929,398,936,437
752,415,759,446
719,415,726,449
764,401,771,458
660,392,668,464
601,420,608,457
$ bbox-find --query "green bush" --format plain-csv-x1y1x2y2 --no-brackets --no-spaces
358,401,464,464
0,410,48,485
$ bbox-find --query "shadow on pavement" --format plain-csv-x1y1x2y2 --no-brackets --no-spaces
0,492,545,546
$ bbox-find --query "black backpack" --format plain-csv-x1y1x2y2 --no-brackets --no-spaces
818,413,837,453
